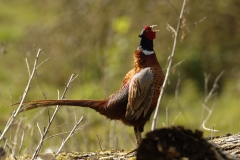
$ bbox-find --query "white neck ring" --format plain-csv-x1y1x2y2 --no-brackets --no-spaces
137,47,154,55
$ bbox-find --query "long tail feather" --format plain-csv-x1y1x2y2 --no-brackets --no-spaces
17,99,106,112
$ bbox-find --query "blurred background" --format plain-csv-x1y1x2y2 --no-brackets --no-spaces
0,0,240,155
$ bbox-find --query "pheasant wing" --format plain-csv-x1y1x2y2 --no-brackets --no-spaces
125,67,154,120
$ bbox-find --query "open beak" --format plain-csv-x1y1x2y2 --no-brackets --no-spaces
150,25,159,32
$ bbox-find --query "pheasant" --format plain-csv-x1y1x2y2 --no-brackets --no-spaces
19,25,164,144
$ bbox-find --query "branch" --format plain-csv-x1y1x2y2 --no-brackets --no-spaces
151,0,187,131
0,130,17,160
54,116,84,157
44,122,87,141
0,49,44,140
30,74,77,160
201,71,224,133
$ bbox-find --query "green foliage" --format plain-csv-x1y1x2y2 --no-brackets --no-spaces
0,0,240,154
112,16,131,34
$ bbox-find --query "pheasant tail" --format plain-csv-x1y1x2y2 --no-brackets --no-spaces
19,99,106,112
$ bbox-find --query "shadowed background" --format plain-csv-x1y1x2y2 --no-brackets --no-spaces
0,0,240,154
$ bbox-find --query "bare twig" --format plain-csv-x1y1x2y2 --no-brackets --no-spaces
171,59,186,71
30,74,77,160
97,135,103,151
165,107,169,127
165,0,179,16
54,116,84,157
204,73,211,100
0,130,17,160
205,71,224,104
172,112,182,125
19,129,25,156
175,73,181,100
202,71,224,132
151,0,187,131
185,17,207,27
0,49,44,140
211,125,215,141
25,58,31,77
201,73,211,122
44,123,86,142
202,102,217,132
165,100,172,127
36,123,43,137
36,58,50,69
48,121,68,132
12,118,23,158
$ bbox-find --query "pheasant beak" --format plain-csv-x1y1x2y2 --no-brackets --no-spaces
150,25,159,32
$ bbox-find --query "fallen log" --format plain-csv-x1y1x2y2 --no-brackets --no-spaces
137,126,239,160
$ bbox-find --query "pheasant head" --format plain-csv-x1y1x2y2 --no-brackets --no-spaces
138,25,159,53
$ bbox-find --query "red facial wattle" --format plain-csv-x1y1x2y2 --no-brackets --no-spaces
146,30,156,40
144,26,157,40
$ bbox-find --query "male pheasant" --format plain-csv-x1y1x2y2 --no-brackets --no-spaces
19,25,164,144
